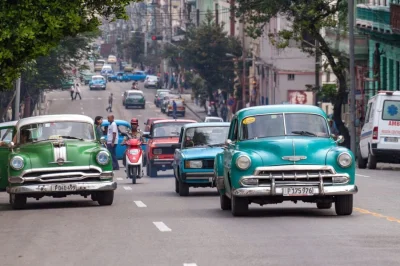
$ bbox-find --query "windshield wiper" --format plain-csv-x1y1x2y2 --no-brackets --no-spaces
59,136,84,140
291,131,317,137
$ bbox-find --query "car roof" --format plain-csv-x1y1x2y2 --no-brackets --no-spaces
126,90,144,94
183,122,230,129
101,119,130,126
92,75,105,78
17,114,94,128
148,118,164,122
205,116,222,119
0,120,18,127
153,119,197,125
236,104,327,120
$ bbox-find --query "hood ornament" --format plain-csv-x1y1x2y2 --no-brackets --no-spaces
282,156,307,162
56,158,65,165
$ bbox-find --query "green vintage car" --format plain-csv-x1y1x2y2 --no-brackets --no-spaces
0,114,117,209
214,105,358,216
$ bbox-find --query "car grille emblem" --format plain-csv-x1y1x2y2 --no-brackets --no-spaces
282,156,307,162
56,158,65,165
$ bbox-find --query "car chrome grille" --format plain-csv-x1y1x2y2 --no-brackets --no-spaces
22,169,101,184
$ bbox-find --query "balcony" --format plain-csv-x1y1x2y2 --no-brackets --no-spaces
356,4,391,34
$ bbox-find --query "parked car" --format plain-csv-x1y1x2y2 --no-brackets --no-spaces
214,105,358,216
143,119,196,177
89,75,107,90
166,99,185,117
80,71,96,85
124,64,133,72
61,77,75,90
122,90,145,109
358,90,400,169
144,118,164,132
0,121,18,190
2,114,116,209
107,55,117,64
154,89,171,107
204,116,223,123
94,59,105,71
172,122,230,196
144,75,159,88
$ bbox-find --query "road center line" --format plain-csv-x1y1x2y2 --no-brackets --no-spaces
153,221,171,232
123,186,132,191
356,174,370,177
116,177,123,181
183,264,197,266
134,201,147,207
354,207,400,224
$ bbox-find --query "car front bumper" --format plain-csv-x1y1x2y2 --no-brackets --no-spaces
150,159,174,166
7,181,117,194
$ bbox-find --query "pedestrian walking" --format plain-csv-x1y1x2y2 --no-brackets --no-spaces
106,93,113,112
74,83,82,100
70,85,75,100
220,103,228,122
172,100,177,119
106,114,119,170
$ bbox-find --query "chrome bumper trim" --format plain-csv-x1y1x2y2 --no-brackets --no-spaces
7,181,117,194
216,176,225,190
232,185,358,197
152,159,173,165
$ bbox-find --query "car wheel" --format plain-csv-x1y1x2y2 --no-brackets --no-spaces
148,163,158,177
335,195,353,215
9,194,27,210
178,181,189,196
97,191,114,206
367,151,377,169
91,193,99,201
357,148,367,169
220,194,231,210
231,195,248,216
175,178,179,193
316,202,332,209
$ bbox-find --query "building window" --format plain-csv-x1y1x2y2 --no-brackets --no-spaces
326,71,331,82
288,74,295,80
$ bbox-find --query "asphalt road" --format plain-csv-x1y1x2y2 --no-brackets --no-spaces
1,80,400,266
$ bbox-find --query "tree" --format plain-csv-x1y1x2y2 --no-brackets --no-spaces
124,32,144,65
236,0,350,147
0,0,132,91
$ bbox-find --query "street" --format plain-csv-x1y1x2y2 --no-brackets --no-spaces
0,81,400,266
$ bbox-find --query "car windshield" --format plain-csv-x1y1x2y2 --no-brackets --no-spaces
206,118,222,122
183,126,229,148
153,122,189,138
241,113,329,140
93,77,105,81
18,121,95,144
0,127,13,142
127,94,143,99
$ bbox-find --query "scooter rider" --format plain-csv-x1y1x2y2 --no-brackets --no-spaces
131,81,138,90
122,118,144,166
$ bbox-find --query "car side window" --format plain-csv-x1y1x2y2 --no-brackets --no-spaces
364,103,372,123
228,118,238,141
178,128,185,143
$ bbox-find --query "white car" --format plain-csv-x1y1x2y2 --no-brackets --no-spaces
144,75,159,88
204,116,223,122
358,90,400,169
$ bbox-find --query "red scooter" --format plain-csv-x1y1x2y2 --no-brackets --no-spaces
123,138,144,184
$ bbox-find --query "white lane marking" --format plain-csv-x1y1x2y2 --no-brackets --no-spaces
81,107,83,110
82,112,85,114
53,99,58,100
116,177,123,181
60,98,65,100
137,114,142,117
123,186,132,190
134,201,147,208
153,222,171,232
183,264,197,266
98,97,102,100
356,174,370,177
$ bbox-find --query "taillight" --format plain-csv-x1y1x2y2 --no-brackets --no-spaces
372,127,378,140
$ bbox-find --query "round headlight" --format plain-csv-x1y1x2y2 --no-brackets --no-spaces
10,156,24,170
337,152,352,168
96,151,110,165
236,155,251,170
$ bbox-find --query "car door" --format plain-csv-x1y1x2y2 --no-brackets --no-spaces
173,127,185,171
116,124,131,160
224,118,238,194
0,126,14,190
360,101,373,158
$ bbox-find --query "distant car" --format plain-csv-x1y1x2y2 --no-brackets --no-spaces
144,75,159,88
154,89,171,107
172,122,230,196
107,55,117,64
204,116,224,123
122,90,145,109
80,71,96,85
144,118,164,132
124,64,133,72
89,75,107,90
108,72,130,82
166,99,185,117
161,94,181,113
94,59,105,71
61,77,74,90
101,65,114,76
131,71,147,82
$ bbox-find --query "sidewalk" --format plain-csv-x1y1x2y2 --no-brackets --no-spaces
171,89,207,121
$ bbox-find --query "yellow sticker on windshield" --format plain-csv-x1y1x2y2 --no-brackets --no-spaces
243,117,256,125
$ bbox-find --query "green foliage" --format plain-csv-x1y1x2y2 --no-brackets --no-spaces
124,33,144,64
0,0,132,90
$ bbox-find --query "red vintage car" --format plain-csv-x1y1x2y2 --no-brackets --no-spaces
143,119,196,177
144,117,164,132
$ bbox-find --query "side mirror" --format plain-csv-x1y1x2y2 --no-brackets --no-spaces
225,139,232,145
171,143,181,149
8,142,15,149
335,135,344,144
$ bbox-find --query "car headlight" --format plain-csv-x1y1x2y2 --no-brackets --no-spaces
337,152,352,168
153,149,162,155
96,151,110,165
185,160,202,168
10,156,24,170
236,155,251,170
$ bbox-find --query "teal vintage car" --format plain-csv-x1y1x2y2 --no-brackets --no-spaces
0,114,117,209
172,122,230,196
214,105,358,216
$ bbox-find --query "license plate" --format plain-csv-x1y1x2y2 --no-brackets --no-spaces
51,184,78,191
385,137,398,142
283,187,314,196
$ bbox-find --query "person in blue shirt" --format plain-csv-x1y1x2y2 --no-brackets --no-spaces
172,100,177,119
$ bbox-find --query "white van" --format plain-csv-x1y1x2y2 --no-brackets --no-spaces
358,91,400,169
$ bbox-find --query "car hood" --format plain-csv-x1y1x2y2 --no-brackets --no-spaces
237,137,335,166
15,140,100,168
90,80,105,84
151,137,179,146
181,147,224,160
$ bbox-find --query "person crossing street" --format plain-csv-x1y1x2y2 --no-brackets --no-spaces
106,93,113,112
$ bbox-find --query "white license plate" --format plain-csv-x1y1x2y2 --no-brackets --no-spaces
385,137,398,142
283,187,314,196
51,184,78,191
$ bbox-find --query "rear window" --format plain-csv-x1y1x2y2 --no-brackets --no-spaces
207,118,222,122
128,93,143,99
382,100,400,121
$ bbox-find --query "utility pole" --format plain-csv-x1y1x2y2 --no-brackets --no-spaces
215,4,219,25
14,77,21,120
144,4,148,57
230,0,235,36
315,40,320,106
242,21,246,110
349,0,357,154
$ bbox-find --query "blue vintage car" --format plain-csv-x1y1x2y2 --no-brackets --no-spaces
89,75,107,90
172,122,230,196
108,72,130,82
130,71,147,81
214,105,358,216
101,120,147,162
